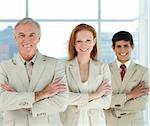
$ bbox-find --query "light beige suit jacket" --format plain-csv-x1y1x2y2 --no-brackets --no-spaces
0,51,68,126
60,57,111,126
104,61,150,126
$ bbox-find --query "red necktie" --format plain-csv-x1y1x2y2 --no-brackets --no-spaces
120,64,126,80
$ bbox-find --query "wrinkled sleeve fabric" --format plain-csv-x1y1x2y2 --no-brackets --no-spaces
31,60,68,117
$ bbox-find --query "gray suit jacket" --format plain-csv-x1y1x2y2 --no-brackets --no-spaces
104,61,150,126
0,51,68,126
60,57,111,126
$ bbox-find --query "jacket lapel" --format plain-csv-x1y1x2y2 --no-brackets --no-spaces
88,60,100,91
12,54,29,91
69,57,82,91
120,62,137,92
28,52,47,91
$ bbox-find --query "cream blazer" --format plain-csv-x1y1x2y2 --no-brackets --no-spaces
60,57,111,126
0,51,68,126
104,61,150,126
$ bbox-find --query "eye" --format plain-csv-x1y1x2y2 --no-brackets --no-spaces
29,33,36,38
124,45,129,48
18,33,25,38
86,39,92,43
76,40,82,43
116,45,121,48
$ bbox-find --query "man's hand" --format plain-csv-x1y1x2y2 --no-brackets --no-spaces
126,81,150,101
35,78,67,102
0,84,16,92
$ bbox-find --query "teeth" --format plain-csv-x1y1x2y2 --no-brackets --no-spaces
120,53,126,56
23,45,30,48
80,49,88,52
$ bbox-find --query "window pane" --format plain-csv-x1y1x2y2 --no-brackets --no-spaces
101,0,139,19
100,21,139,63
0,0,25,19
38,22,97,59
0,23,18,61
29,0,98,19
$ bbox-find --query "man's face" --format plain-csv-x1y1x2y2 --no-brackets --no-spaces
15,23,40,61
112,40,134,63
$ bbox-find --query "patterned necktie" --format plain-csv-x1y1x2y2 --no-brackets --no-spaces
120,64,126,80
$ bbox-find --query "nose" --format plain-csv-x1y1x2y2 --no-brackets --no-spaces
120,46,125,52
23,36,31,43
81,42,88,47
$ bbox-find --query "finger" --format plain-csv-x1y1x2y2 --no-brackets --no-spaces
3,84,16,91
1,85,10,91
52,83,66,88
53,78,63,84
57,88,67,93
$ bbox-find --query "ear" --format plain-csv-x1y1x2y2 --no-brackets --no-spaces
112,45,115,50
131,44,134,49
14,35,18,44
37,37,40,43
93,38,96,46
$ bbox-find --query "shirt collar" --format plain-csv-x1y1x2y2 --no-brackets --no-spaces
19,52,37,65
116,59,131,69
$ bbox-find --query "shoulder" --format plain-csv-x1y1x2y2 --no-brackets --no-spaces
65,58,76,67
43,55,64,64
0,59,13,67
0,59,14,74
92,60,109,68
134,63,149,72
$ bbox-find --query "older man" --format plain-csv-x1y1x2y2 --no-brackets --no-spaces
0,18,68,126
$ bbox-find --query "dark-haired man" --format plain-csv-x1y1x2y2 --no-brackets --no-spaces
105,31,150,126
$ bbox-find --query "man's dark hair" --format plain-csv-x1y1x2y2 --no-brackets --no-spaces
112,31,134,47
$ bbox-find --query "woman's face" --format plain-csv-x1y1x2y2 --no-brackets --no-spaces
75,30,96,57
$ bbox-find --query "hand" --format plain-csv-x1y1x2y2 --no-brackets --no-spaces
89,81,112,101
95,81,112,97
126,81,150,101
35,78,67,102
0,84,16,92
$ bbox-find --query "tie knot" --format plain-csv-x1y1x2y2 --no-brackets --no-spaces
120,64,126,69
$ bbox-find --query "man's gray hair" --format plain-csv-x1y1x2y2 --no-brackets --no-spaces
14,17,41,36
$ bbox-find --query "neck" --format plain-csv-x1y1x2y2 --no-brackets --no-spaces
20,53,35,62
77,55,90,65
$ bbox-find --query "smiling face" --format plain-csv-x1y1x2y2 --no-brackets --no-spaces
112,40,134,63
15,23,40,61
75,30,96,57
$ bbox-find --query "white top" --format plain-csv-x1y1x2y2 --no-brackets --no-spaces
77,81,90,126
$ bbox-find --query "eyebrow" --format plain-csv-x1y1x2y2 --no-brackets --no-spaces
18,32,36,35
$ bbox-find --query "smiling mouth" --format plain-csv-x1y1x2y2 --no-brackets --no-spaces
80,48,89,52
120,53,127,56
23,44,31,48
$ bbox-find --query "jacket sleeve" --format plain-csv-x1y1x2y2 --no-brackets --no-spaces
68,92,89,106
0,64,35,111
114,95,148,117
31,60,69,117
113,68,150,117
78,93,111,109
78,63,112,109
110,93,127,109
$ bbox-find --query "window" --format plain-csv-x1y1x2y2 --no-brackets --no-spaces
0,0,149,125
